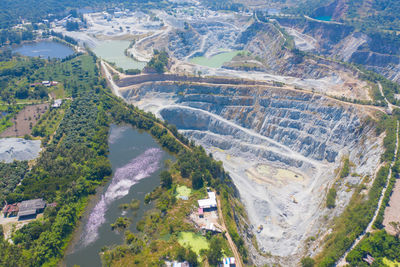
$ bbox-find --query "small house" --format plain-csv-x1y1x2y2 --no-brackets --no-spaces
2,203,19,217
363,254,375,265
202,223,222,233
42,81,51,86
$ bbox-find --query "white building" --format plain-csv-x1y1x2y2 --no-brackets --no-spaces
52,99,62,108
198,191,217,209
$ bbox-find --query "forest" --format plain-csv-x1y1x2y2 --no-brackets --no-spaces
0,161,29,202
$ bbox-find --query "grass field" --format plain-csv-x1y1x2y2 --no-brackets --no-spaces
384,257,400,267
176,185,191,199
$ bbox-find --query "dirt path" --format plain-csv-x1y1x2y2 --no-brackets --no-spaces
337,120,399,266
216,194,243,267
378,82,400,112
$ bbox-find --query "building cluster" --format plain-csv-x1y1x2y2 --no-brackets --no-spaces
197,189,222,233
30,81,59,87
2,198,55,220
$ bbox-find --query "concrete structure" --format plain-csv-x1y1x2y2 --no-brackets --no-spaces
202,222,222,233
18,198,46,220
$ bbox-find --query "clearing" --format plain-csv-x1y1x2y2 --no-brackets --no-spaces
383,178,400,235
176,185,192,199
0,103,49,137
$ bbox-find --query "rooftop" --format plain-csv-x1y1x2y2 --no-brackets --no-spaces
19,198,46,213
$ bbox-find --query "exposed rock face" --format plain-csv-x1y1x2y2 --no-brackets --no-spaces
167,27,202,59
233,21,360,81
277,17,400,83
121,81,383,265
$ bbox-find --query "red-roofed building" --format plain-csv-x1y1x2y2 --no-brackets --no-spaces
3,203,19,217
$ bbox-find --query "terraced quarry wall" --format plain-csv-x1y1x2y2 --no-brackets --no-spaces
120,81,383,265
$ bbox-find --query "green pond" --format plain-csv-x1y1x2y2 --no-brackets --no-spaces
178,232,209,255
93,40,146,70
190,51,241,68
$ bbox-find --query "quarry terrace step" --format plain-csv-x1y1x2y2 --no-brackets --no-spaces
116,73,274,87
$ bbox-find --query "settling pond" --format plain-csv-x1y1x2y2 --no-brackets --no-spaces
64,124,173,267
92,40,146,70
189,51,240,68
313,16,332,22
12,41,74,59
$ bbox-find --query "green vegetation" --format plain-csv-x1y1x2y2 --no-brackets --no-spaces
0,105,22,134
326,188,337,209
145,50,169,74
340,158,350,178
176,185,191,199
99,93,246,265
0,161,29,202
383,257,400,267
32,100,68,141
119,199,140,211
301,257,315,267
160,170,172,189
359,68,400,106
376,115,397,162
315,163,391,266
0,53,114,266
111,217,131,231
124,69,141,75
346,230,400,266
374,167,398,230
205,235,224,265
177,231,209,256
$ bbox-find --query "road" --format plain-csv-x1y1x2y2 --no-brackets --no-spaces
216,194,243,267
100,60,122,98
337,120,399,266
378,82,400,113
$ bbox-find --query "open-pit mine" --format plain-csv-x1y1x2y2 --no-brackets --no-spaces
65,3,387,265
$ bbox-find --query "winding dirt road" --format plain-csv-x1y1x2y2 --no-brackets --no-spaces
216,194,243,267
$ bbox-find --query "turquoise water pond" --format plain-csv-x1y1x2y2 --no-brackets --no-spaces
93,40,146,70
190,51,241,68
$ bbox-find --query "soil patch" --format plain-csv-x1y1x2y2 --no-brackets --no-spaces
383,178,400,235
0,103,49,137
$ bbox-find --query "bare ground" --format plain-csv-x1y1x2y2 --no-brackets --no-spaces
0,103,49,137
383,178,400,235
